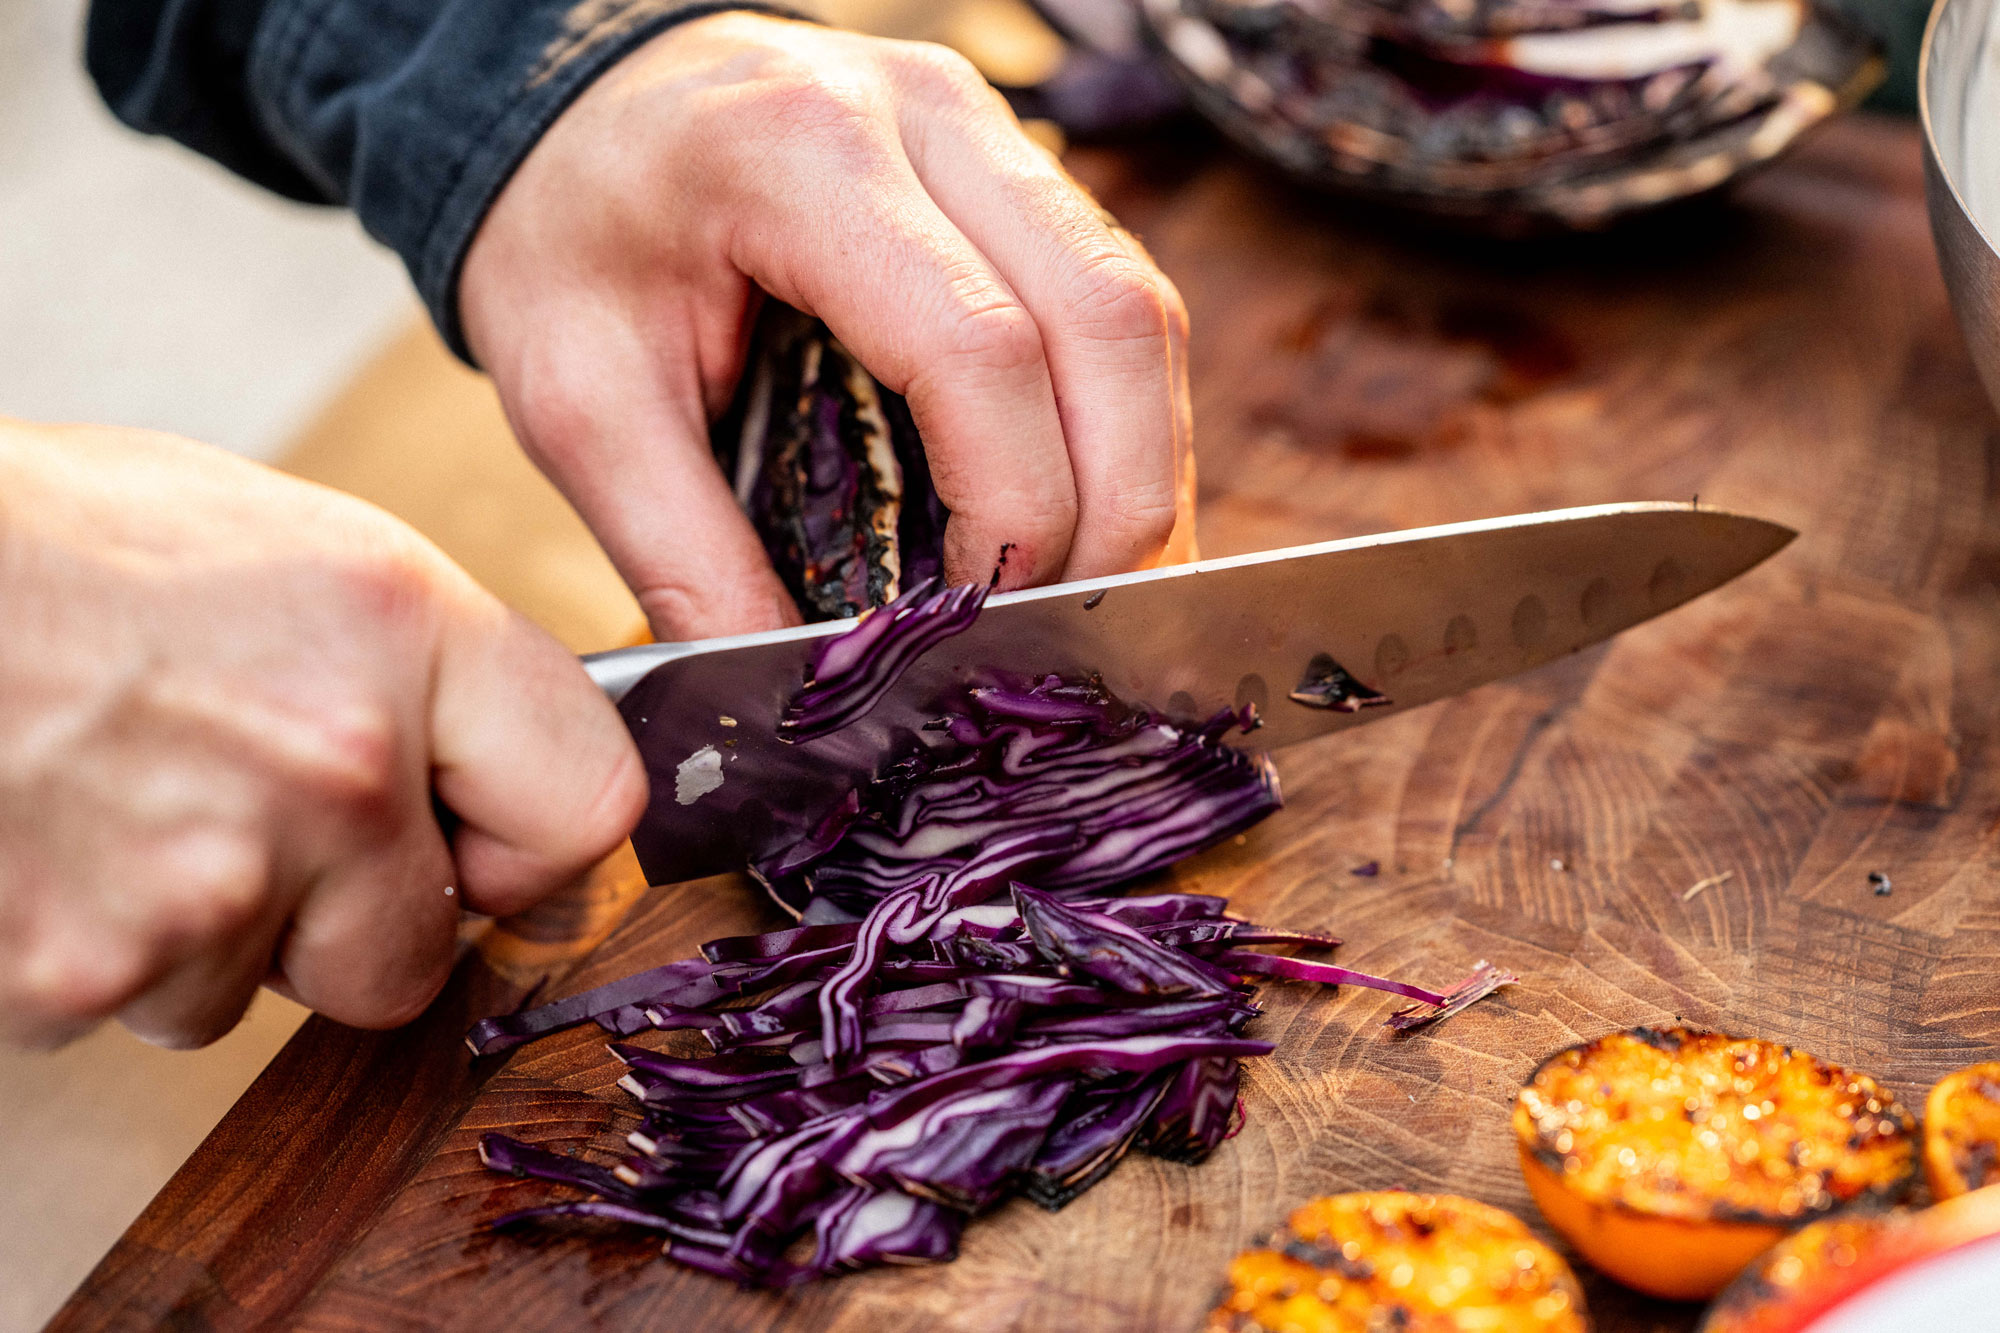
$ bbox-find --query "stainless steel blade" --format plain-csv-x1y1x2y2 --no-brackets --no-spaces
592,502,1792,885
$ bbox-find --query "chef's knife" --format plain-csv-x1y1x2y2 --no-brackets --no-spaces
589,502,1792,886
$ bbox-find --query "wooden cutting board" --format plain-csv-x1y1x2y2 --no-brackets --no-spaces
51,114,2000,1332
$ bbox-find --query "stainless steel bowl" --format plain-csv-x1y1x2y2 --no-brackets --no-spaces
1922,0,2000,414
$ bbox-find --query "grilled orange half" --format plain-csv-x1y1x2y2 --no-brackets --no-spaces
1514,1027,1915,1301
1206,1191,1588,1332
1701,1187,2000,1332
1923,1061,2000,1201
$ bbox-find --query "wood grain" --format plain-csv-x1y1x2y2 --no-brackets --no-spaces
53,114,2000,1332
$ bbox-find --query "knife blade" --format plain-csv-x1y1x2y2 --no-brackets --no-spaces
590,502,1792,886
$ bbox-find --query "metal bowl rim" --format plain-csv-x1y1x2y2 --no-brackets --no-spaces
1920,0,2000,256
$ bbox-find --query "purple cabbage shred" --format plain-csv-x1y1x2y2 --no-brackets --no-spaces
780,577,988,744
470,884,1509,1285
472,548,1515,1286
756,674,1282,918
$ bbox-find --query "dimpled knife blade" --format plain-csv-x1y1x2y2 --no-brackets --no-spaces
588,502,1794,886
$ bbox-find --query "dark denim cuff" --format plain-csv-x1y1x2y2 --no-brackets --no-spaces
244,0,800,363
88,0,327,202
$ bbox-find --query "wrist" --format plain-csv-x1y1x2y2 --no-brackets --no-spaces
458,6,808,373
438,2,812,365
242,0,804,367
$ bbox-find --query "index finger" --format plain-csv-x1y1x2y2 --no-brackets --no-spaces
894,54,1185,578
727,121,1079,589
428,594,647,917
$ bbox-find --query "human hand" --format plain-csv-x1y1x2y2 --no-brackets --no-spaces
460,10,1195,641
0,421,645,1049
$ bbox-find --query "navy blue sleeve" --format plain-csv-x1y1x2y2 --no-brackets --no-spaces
87,0,796,361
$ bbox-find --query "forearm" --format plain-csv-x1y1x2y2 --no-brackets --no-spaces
86,0,795,359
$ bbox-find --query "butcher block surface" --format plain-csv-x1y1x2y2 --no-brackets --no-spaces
53,115,2000,1332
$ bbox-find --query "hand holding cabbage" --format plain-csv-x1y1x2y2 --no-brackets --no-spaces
459,11,1197,640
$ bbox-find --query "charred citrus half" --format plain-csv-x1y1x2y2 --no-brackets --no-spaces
1922,1061,2000,1200
1514,1027,1915,1301
1205,1190,1588,1332
1701,1187,2000,1332
1698,1209,1903,1332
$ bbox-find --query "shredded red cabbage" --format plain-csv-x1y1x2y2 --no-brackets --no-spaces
473,568,1515,1284
474,878,1511,1284
711,306,949,621
755,675,1282,918
779,577,989,744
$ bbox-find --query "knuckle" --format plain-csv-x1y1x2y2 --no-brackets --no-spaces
156,831,272,940
1068,253,1169,346
13,940,146,1028
890,41,991,104
294,701,403,819
942,299,1046,382
745,64,881,147
334,539,440,636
